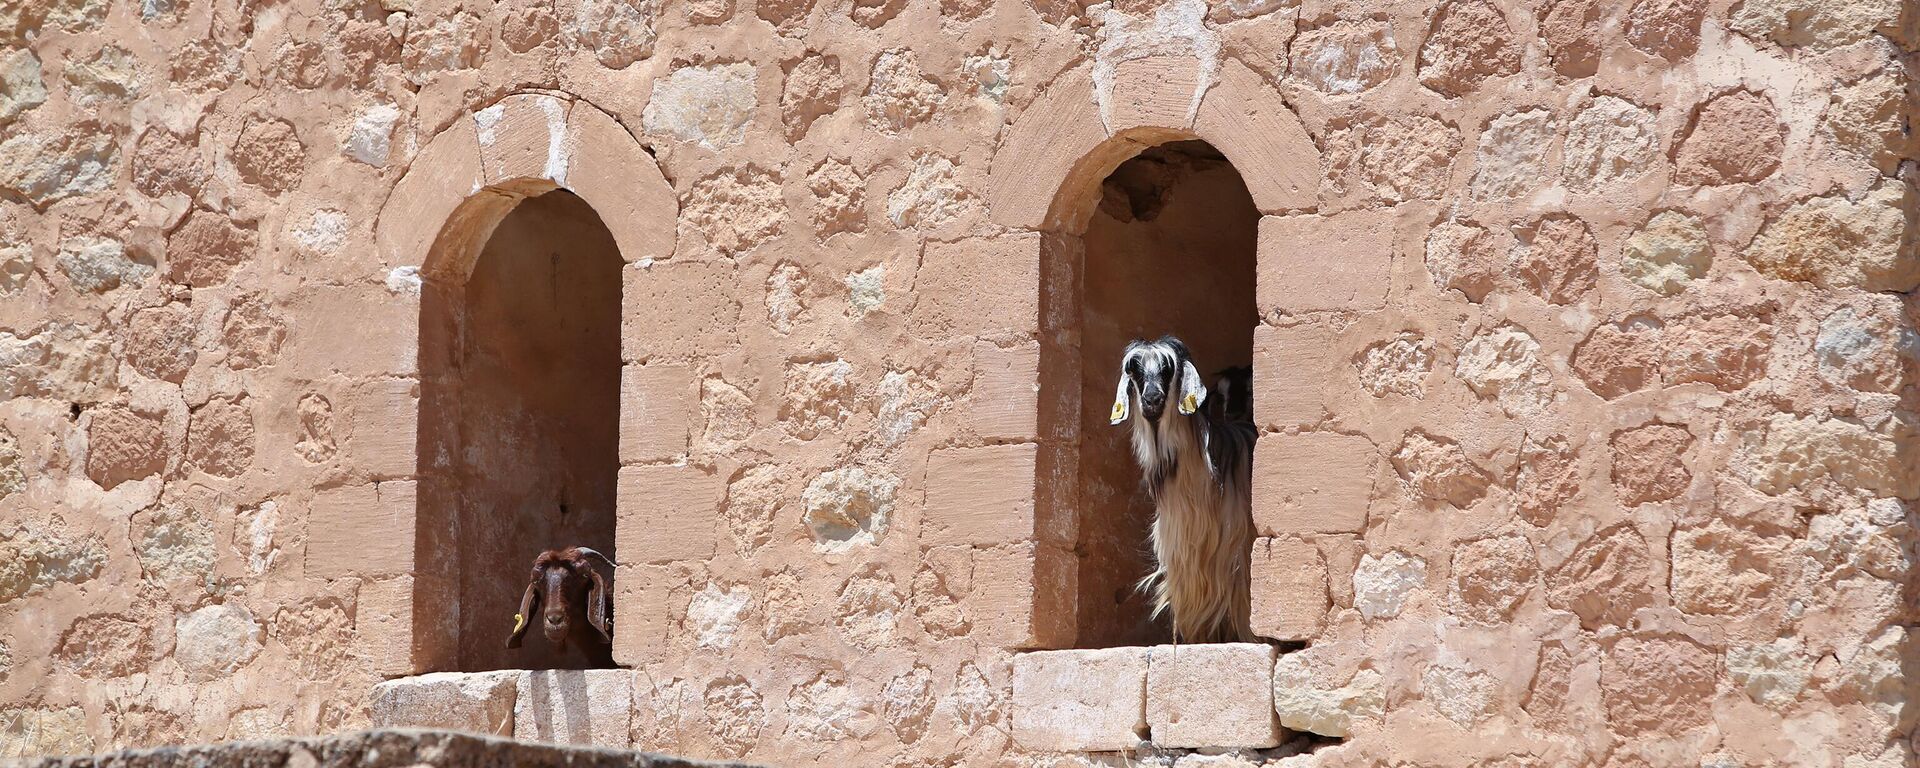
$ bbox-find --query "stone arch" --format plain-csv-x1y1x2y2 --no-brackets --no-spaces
371,92,677,675
982,58,1326,648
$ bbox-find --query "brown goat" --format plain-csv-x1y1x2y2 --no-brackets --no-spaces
506,547,615,667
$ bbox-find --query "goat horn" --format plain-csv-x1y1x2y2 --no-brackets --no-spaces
574,547,617,569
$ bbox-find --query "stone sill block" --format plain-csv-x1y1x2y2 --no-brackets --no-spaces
371,669,643,751
1012,643,1283,753
14,727,757,768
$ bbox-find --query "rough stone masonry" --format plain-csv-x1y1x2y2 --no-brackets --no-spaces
0,0,1916,766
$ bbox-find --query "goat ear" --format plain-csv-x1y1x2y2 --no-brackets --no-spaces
585,566,612,643
1109,368,1131,425
1177,359,1207,415
507,581,540,649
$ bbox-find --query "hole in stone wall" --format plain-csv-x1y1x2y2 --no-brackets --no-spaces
418,190,623,672
1071,140,1260,648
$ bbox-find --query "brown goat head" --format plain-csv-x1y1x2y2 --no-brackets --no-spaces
506,547,614,653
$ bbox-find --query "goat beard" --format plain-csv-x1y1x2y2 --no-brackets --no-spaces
1131,402,1255,644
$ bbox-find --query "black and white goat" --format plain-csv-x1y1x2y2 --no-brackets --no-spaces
1110,336,1256,643
507,547,616,666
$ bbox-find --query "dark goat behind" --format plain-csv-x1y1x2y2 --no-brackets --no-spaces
507,547,616,668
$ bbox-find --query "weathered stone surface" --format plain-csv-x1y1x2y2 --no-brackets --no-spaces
1560,96,1659,192
834,565,903,651
1450,535,1537,623
681,166,785,256
1356,333,1433,398
1012,647,1148,751
1421,661,1497,727
1611,422,1692,505
865,48,941,132
167,209,257,287
1625,0,1705,59
1271,652,1384,738
1745,183,1913,292
1424,221,1499,302
1826,74,1903,170
0,323,116,402
1729,0,1897,50
0,47,46,125
1288,19,1395,96
54,614,153,678
1417,1,1520,97
801,466,896,551
0,528,106,603
888,152,976,229
1816,302,1917,394
1,706,93,759
781,53,842,141
1601,635,1715,735
86,406,165,489
1455,325,1553,416
1538,0,1602,76
133,504,215,588
1469,109,1555,200
806,157,865,239
1675,90,1783,185
1572,318,1662,399
565,0,657,68
57,237,150,293
64,44,139,107
1621,211,1711,295
1516,434,1580,526
1250,538,1328,641
1392,430,1489,508
1512,215,1597,304
1547,525,1656,628
174,603,262,681
185,397,255,477
923,444,1038,546
123,304,196,382
1322,112,1459,204
1671,521,1780,615
1147,644,1278,748
644,63,756,150
0,124,118,205
232,116,305,193
1353,550,1426,619
1737,413,1920,499
1665,314,1771,391
515,670,633,747
1253,433,1375,535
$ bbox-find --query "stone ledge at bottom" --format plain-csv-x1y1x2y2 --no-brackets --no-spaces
13,727,758,768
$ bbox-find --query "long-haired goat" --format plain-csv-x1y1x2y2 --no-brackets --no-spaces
1109,336,1257,643
507,547,616,666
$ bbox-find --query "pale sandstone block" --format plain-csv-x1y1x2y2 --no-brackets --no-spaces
970,341,1040,441
513,669,634,748
619,363,694,463
1251,537,1329,641
612,563,673,667
910,234,1041,339
342,377,418,479
987,67,1107,230
306,480,415,578
359,575,414,676
475,93,573,188
562,105,678,265
1257,211,1395,314
616,465,723,564
371,671,518,736
973,542,1076,649
282,284,419,379
1012,647,1149,751
1195,58,1319,215
923,443,1041,546
1109,56,1200,132
620,260,739,362
1147,643,1280,749
1252,434,1375,535
1253,324,1337,428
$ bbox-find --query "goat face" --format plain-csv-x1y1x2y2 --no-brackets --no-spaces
506,547,613,651
1111,336,1207,426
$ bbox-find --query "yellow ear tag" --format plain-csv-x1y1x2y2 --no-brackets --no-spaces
512,613,525,634
1180,392,1199,413
1111,401,1127,421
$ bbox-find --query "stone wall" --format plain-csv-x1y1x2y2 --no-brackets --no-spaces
13,727,750,767
1,0,1916,765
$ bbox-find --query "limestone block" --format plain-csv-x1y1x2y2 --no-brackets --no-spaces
1251,537,1329,641
1252,434,1375,535
1147,643,1279,749
475,93,572,188
973,542,1076,650
1252,324,1336,428
910,234,1041,340
1011,647,1149,751
514,669,634,748
987,67,1106,230
305,481,415,578
1195,59,1319,214
1109,56,1200,132
358,575,414,676
1257,211,1394,314
619,363,694,463
341,377,419,479
620,260,739,363
969,341,1040,441
282,284,419,379
371,671,519,736
1271,654,1383,738
616,464,723,564
923,443,1041,546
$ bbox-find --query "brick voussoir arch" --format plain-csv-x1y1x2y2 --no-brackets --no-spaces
987,56,1319,234
376,91,677,283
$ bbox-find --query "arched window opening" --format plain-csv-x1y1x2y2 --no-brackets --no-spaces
1069,140,1260,647
418,189,623,671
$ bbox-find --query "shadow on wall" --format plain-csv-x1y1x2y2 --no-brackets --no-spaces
1072,140,1260,648
418,190,624,672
